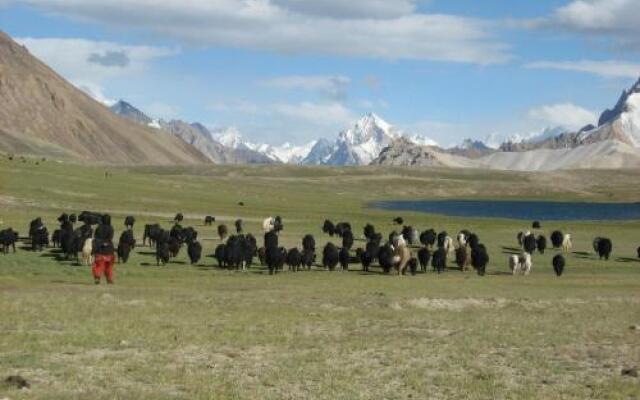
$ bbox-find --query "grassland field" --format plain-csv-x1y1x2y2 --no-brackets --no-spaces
1,156,640,399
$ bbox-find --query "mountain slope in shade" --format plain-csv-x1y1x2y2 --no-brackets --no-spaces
446,138,496,159
0,31,208,165
110,100,152,125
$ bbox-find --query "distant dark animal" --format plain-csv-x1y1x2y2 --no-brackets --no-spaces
174,213,184,223
124,216,135,229
322,242,339,271
471,244,489,276
363,224,376,241
637,246,640,259
322,220,336,236
339,247,350,271
437,231,448,248
204,216,215,226
302,248,315,269
388,231,399,246
273,216,284,232
69,214,77,224
117,229,136,264
143,224,162,247
523,234,537,254
537,235,547,254
357,248,373,272
238,202,245,206
467,233,480,250
286,248,303,272
432,248,447,273
393,217,404,225
215,244,227,268
596,238,612,260
455,246,471,271
188,241,202,265
52,229,62,248
218,224,229,241
302,234,315,252
532,221,541,229
266,246,286,275
182,227,198,243
592,237,602,253
402,226,418,246
420,229,437,248
156,242,170,266
167,237,182,258
342,229,354,250
78,211,102,226
170,224,185,243
57,213,70,225
334,222,352,238
417,247,431,272
235,219,243,234
366,234,382,261
0,228,19,254
517,230,530,247
264,230,278,249
377,244,394,274
31,224,49,252
550,230,564,249
553,255,565,276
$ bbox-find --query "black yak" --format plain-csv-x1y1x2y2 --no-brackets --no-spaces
637,246,640,259
377,244,394,274
266,246,286,275
357,248,373,272
420,229,437,248
143,224,162,246
417,247,431,272
335,222,352,238
322,220,336,236
235,219,243,234
455,246,470,271
117,229,136,264
264,230,278,249
551,230,564,249
174,213,184,223
204,216,215,226
596,238,612,260
322,242,340,271
124,216,135,229
523,234,537,254
215,244,227,268
342,229,354,250
188,241,202,265
553,255,565,276
467,233,480,250
471,244,489,276
437,231,448,248
156,242,170,266
537,235,547,254
286,248,303,272
363,224,376,241
432,247,447,274
393,217,404,225
0,228,18,254
532,221,541,229
408,258,418,276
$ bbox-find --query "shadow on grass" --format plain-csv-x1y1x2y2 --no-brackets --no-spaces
616,257,640,263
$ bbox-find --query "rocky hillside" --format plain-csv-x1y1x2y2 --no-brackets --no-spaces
0,31,208,165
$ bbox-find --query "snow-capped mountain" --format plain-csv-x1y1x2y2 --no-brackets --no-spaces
305,113,438,166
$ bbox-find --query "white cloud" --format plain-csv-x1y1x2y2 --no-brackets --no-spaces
14,0,509,64
262,75,350,100
73,80,116,106
271,101,355,127
544,0,640,50
16,37,177,82
527,103,597,130
525,60,640,78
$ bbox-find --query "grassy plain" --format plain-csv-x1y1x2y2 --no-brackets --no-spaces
1,157,639,399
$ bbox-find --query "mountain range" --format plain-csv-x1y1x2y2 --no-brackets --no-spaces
1,29,638,171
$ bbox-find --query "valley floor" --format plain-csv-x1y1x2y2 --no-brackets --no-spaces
1,158,640,399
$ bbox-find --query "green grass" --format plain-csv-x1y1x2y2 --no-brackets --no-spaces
1,156,640,399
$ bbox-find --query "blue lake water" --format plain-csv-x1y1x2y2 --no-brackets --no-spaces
371,200,640,221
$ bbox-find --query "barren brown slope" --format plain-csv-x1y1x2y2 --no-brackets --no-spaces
0,31,208,165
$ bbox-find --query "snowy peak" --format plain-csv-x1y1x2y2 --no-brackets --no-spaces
598,77,640,127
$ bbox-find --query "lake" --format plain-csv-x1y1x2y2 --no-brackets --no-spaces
371,200,640,221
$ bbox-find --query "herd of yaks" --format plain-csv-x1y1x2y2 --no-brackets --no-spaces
0,212,638,277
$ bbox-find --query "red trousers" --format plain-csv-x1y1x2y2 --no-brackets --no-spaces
93,254,115,284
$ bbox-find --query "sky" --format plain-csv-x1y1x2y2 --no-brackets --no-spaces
1,0,640,147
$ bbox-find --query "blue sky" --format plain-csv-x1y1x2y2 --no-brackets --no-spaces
1,0,640,146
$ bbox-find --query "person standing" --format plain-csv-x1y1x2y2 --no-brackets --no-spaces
92,239,116,284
